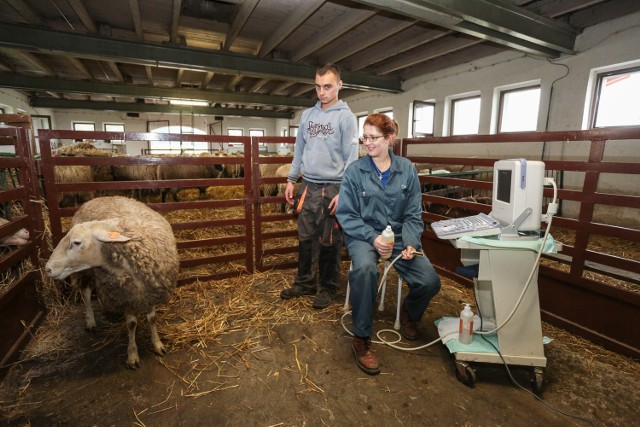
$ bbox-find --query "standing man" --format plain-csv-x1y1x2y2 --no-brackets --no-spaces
280,63,359,309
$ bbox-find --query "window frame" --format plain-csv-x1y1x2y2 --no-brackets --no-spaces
376,108,393,120
496,84,541,133
72,121,95,132
589,65,640,129
412,101,435,137
355,113,367,135
450,95,481,136
104,122,125,144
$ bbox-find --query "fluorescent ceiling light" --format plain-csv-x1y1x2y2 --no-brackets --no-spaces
169,100,209,106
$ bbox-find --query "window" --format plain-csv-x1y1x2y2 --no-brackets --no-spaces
72,122,95,142
289,126,299,137
249,129,266,151
450,96,481,136
0,107,5,114
146,123,207,154
356,114,367,134
497,85,540,133
227,128,243,136
590,66,640,128
378,109,393,120
73,122,95,131
104,123,125,144
412,101,435,137
104,123,124,133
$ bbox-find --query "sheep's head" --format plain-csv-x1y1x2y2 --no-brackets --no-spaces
0,218,30,246
45,219,132,280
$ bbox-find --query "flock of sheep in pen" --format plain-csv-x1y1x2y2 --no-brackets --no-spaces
52,142,292,207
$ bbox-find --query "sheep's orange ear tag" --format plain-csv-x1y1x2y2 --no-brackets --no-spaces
93,229,132,243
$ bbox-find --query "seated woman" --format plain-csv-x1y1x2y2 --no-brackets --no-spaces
336,113,441,375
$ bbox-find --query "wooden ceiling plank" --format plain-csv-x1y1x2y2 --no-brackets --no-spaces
344,28,450,72
249,78,269,93
258,0,325,58
67,0,98,33
227,74,244,91
128,0,144,41
269,81,296,96
374,36,481,75
320,19,417,64
67,57,93,79
107,61,125,82
171,0,183,44
145,66,154,86
223,0,260,51
4,0,43,25
7,49,54,75
201,71,214,88
176,68,184,87
290,8,378,62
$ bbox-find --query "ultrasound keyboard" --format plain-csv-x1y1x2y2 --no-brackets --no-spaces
431,213,503,240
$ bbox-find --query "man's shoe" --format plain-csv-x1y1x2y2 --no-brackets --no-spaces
400,302,419,341
280,285,315,300
352,336,380,375
312,290,334,309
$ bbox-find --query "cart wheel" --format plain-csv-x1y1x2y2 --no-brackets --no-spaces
455,361,476,387
531,367,544,395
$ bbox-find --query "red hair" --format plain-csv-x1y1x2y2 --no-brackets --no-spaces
364,114,399,138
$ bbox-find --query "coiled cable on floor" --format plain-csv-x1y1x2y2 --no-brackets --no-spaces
340,251,456,350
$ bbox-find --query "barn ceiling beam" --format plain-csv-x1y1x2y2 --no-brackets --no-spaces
0,73,316,108
0,23,402,93
28,97,294,119
353,0,577,56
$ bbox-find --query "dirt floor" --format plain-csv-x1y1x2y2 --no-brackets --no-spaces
0,264,638,427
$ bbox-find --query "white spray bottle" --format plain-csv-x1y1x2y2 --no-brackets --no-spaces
380,225,394,260
459,303,474,344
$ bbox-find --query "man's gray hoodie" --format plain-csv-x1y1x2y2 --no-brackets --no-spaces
288,100,359,184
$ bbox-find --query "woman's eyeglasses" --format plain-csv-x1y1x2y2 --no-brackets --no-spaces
360,135,384,143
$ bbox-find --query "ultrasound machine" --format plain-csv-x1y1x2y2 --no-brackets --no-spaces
431,159,560,393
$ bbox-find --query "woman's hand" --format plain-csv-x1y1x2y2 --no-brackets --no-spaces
402,246,418,260
374,235,393,258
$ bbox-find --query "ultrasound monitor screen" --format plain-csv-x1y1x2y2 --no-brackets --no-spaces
497,170,512,203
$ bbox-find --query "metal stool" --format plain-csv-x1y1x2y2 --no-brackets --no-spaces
343,260,404,330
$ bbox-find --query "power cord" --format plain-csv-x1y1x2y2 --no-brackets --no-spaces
340,251,457,351
474,296,597,426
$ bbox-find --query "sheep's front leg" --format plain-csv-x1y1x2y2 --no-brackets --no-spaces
125,314,140,369
80,283,96,330
147,307,167,356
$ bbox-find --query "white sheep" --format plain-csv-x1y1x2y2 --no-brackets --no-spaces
0,217,29,247
258,162,287,197
44,196,179,369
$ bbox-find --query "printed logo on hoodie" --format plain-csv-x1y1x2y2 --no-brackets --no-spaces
307,121,335,138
